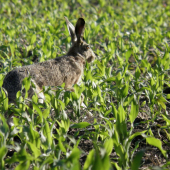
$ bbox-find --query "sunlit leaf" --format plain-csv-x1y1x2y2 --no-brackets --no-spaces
43,121,52,147
58,137,66,153
129,99,139,124
146,137,167,157
104,138,113,156
0,146,7,164
125,49,133,63
27,141,41,158
66,147,81,162
83,149,95,170
70,122,91,129
15,161,30,170
31,34,36,44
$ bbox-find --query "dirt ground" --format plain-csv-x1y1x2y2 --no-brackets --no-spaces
66,101,170,169
5,102,170,169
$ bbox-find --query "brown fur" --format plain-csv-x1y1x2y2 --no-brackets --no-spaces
2,17,96,103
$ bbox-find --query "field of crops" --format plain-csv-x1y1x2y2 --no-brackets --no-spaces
0,0,170,169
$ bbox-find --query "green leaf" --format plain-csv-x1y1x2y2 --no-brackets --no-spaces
66,147,81,162
59,119,70,132
70,122,91,129
146,137,167,157
32,94,38,103
84,69,92,81
113,143,124,162
0,75,4,87
157,95,167,110
23,124,40,148
74,84,85,98
44,93,51,102
42,108,50,119
43,121,52,147
117,105,126,123
40,156,54,169
70,160,80,170
136,87,151,92
83,149,94,170
105,76,116,82
33,103,43,123
135,67,141,79
162,114,170,126
58,137,66,153
27,142,41,158
129,99,139,124
91,150,102,170
112,162,121,170
0,114,9,137
96,60,105,76
71,92,78,101
22,76,31,92
104,138,113,156
167,94,170,99
125,49,133,62
6,148,33,164
15,161,30,170
1,88,8,111
0,147,7,160
58,99,65,110
131,151,144,170
104,108,112,117
0,146,7,168
122,84,129,98
128,131,147,143
162,52,169,64
141,101,146,107
10,44,15,57
92,149,110,170
163,129,170,141
101,153,111,170
31,34,36,44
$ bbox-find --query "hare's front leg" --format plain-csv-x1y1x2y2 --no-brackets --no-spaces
64,85,75,92
64,75,78,92
31,79,45,104
64,78,74,92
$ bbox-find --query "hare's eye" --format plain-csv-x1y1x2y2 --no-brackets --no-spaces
85,45,90,50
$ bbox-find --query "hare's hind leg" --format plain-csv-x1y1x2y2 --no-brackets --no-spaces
64,71,82,92
64,77,75,92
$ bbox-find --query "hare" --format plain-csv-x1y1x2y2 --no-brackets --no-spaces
2,17,96,104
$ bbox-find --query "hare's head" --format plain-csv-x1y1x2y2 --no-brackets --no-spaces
65,17,96,63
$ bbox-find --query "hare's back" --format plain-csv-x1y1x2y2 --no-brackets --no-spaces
2,56,83,101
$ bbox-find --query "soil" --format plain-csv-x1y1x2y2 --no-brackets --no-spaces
6,101,170,170
66,102,170,169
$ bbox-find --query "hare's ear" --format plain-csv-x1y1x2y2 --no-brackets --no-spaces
75,18,85,42
64,16,76,43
